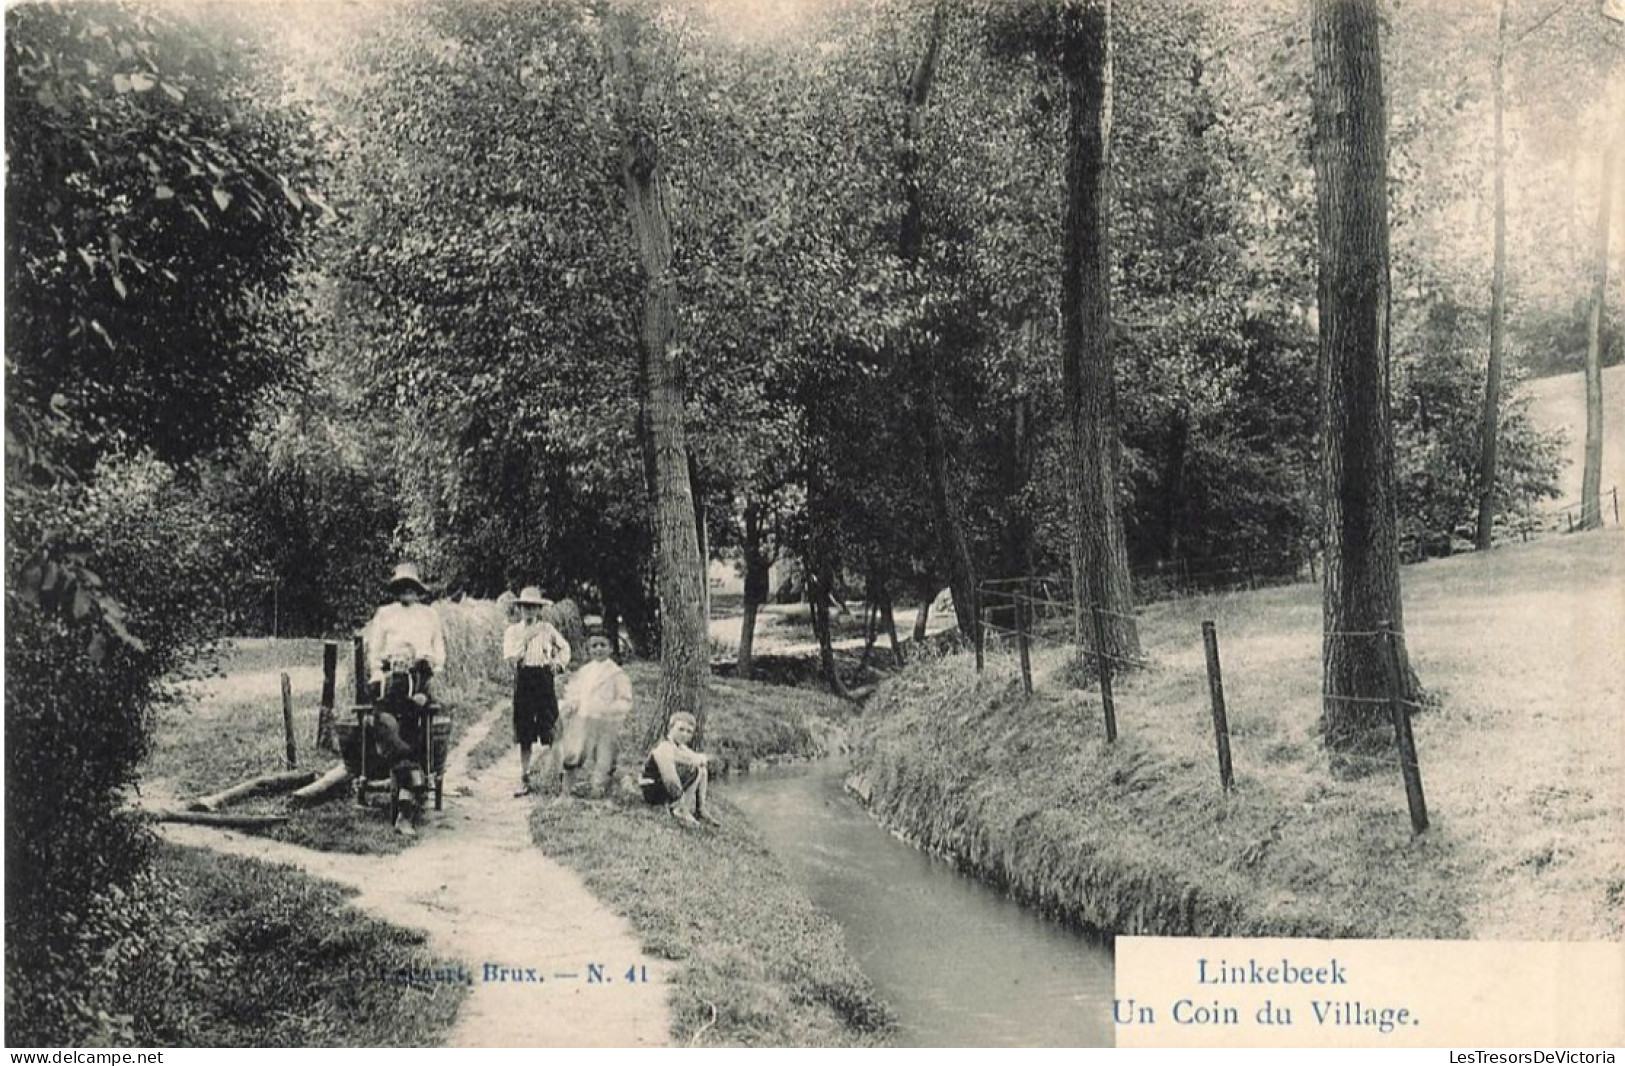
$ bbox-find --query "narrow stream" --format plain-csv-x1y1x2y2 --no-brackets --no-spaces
723,758,1115,1047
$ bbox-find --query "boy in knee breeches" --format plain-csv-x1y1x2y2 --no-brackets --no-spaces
503,587,571,797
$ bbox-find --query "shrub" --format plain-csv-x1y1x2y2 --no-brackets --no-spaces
5,456,242,1044
1393,343,1565,551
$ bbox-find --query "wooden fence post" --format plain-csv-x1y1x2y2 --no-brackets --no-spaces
317,640,338,753
1201,621,1234,791
974,587,985,674
353,635,368,706
1016,584,1033,697
281,672,297,769
1091,605,1117,742
1381,621,1429,835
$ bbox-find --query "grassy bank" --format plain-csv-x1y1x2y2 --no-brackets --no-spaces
509,674,890,1047
853,529,1623,942
145,844,466,1045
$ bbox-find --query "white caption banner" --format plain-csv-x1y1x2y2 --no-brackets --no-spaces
1115,937,1625,1048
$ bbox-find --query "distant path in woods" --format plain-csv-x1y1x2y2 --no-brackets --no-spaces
159,701,671,1048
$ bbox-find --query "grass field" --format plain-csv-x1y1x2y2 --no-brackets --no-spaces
1524,364,1624,508
856,528,1623,941
145,844,467,1046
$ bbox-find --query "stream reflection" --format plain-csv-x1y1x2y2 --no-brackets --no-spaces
724,759,1115,1047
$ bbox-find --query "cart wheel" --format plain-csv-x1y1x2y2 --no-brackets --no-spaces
434,776,444,811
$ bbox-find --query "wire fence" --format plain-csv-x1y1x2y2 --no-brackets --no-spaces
1526,485,1621,538
1130,487,1619,599
973,576,1431,835
1131,548,1312,602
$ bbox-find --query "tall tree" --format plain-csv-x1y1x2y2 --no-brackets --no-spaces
1475,0,1510,550
1311,0,1418,748
898,4,980,643
1059,0,1140,661
601,5,709,743
1581,108,1617,530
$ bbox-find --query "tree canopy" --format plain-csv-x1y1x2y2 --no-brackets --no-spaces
8,0,1618,1036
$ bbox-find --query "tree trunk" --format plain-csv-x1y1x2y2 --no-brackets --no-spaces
899,4,980,643
1475,0,1509,551
690,451,711,625
1001,333,1037,581
912,594,931,643
1311,0,1418,748
808,560,849,698
622,560,660,658
1059,0,1140,664
878,582,904,666
599,570,623,658
738,499,769,680
605,13,708,749
289,763,352,807
1162,413,1189,562
148,810,290,830
801,363,850,696
858,576,881,670
186,769,316,813
600,553,655,660
1581,125,1617,530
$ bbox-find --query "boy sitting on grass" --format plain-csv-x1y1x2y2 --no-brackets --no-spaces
639,712,719,827
556,629,632,798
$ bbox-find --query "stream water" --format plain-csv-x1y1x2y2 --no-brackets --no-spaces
723,758,1116,1047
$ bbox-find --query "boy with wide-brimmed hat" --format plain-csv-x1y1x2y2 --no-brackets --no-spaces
502,586,571,796
366,562,447,836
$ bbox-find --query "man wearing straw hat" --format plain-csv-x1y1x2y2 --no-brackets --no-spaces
503,586,571,797
366,562,447,836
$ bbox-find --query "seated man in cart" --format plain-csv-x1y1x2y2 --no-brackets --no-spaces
366,563,447,837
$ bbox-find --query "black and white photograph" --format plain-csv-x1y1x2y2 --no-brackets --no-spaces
4,0,1622,1050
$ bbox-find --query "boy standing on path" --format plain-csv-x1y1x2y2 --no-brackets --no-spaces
558,630,633,798
503,587,571,797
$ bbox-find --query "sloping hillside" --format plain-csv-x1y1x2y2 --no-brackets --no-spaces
1523,365,1625,505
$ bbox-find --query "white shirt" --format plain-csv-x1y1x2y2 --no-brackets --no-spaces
562,659,633,719
367,601,446,680
503,620,571,669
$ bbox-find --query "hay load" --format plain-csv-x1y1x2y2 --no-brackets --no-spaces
435,598,508,694
540,597,587,663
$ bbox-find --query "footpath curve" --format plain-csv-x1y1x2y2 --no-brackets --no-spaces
159,701,671,1048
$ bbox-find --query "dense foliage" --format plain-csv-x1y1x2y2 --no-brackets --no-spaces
278,0,1583,629
5,0,1613,1040
4,0,315,1043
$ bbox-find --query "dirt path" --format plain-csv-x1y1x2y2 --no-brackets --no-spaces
159,701,671,1047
